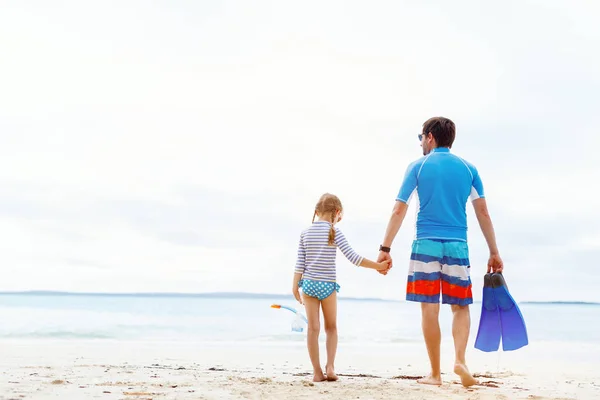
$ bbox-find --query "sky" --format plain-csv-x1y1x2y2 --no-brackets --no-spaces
0,0,598,302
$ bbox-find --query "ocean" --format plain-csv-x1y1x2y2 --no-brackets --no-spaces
0,292,598,346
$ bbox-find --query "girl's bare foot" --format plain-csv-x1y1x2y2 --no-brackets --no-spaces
454,363,478,387
417,374,442,386
313,371,327,382
325,366,338,381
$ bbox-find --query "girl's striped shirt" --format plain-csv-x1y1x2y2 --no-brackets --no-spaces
294,221,364,282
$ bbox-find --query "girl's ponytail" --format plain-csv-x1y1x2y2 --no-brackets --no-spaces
328,212,336,245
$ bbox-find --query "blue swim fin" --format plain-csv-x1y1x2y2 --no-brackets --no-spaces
474,273,502,352
491,273,529,351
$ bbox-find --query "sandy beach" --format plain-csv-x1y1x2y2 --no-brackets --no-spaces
1,340,597,399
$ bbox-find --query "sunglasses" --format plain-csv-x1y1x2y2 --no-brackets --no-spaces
418,133,425,141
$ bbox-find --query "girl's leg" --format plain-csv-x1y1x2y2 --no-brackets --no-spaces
303,295,326,382
321,291,338,381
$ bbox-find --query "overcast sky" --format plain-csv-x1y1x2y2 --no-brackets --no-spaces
0,0,598,302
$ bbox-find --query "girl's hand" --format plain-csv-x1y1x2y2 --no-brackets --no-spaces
376,259,392,272
292,287,303,304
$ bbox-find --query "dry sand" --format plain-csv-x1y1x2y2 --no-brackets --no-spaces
0,340,598,399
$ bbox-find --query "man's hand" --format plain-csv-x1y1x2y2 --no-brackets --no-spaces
377,251,392,275
292,286,303,304
377,251,391,263
487,253,503,273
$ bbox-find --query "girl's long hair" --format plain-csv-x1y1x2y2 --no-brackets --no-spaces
312,193,343,246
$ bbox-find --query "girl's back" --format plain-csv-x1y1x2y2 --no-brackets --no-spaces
296,221,363,283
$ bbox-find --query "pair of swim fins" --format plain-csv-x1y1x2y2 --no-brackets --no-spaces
474,273,528,352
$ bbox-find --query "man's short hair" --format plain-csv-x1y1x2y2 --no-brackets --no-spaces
423,117,456,148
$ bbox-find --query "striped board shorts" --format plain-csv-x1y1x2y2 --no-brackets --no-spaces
406,239,473,306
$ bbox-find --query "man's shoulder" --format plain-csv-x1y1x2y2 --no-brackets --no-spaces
449,153,479,173
406,155,428,172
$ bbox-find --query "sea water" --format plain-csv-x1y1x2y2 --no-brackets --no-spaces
0,293,597,346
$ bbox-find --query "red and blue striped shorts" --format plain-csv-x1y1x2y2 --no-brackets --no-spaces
406,239,473,306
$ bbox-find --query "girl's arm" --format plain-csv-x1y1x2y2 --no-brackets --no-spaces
293,272,303,289
294,232,306,275
335,228,390,271
359,257,391,270
292,272,303,304
292,233,306,303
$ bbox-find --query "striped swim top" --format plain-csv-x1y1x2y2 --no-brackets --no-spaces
294,221,364,282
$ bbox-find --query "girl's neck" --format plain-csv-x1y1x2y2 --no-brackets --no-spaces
316,213,336,224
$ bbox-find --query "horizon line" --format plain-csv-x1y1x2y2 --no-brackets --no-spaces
0,290,597,305
0,290,395,302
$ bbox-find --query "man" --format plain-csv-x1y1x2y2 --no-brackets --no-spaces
377,117,503,387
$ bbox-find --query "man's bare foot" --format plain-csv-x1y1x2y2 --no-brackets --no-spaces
454,363,478,387
326,366,338,381
417,374,442,386
313,371,327,382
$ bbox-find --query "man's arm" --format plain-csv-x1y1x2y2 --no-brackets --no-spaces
377,200,409,264
377,160,419,268
472,198,503,273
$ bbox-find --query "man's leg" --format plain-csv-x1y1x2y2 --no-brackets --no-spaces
451,304,470,365
406,240,444,385
451,304,478,387
442,241,477,387
418,302,442,385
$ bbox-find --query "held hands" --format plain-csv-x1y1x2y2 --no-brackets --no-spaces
487,253,503,274
376,251,393,275
376,259,392,274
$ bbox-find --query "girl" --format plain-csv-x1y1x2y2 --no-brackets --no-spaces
292,193,391,382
